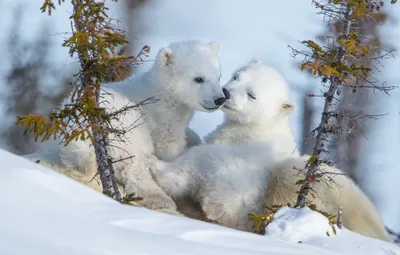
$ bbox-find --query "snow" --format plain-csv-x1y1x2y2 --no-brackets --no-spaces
265,207,400,254
265,206,339,242
1,149,400,255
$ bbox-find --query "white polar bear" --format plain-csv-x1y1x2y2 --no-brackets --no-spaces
204,59,298,152
26,40,226,211
151,60,391,241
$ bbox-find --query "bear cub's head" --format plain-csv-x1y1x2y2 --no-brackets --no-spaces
156,40,226,112
221,59,295,125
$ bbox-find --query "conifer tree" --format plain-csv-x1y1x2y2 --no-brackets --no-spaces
17,0,150,201
291,0,397,208
331,8,392,183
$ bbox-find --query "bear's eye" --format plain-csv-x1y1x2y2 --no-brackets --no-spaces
194,77,205,84
233,75,238,81
247,93,256,100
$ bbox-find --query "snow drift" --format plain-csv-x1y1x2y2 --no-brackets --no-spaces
0,148,399,255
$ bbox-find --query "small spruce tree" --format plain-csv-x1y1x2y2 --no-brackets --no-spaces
16,0,150,201
330,7,392,183
290,0,397,208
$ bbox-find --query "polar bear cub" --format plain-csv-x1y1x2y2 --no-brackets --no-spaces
26,40,226,211
152,60,391,241
204,59,298,154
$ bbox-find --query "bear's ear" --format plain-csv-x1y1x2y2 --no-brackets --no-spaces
209,41,220,54
249,59,262,65
281,100,295,115
158,47,173,66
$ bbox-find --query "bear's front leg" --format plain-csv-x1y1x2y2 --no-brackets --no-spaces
115,156,178,211
149,158,197,203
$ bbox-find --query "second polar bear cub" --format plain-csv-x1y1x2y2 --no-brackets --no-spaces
152,60,390,241
204,59,298,153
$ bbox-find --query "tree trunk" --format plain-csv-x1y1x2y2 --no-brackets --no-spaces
71,0,122,201
92,127,121,201
91,76,121,201
296,76,342,207
300,92,315,155
295,5,353,208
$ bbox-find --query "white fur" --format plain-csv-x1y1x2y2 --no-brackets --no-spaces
151,137,292,212
264,155,391,241
153,60,390,241
25,40,224,211
186,128,202,148
154,139,391,242
204,59,297,153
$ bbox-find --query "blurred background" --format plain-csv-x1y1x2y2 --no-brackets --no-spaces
0,0,399,232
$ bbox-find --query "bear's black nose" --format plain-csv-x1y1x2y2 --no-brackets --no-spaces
222,88,230,99
214,97,226,107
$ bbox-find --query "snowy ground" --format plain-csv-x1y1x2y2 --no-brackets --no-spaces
1,148,399,255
